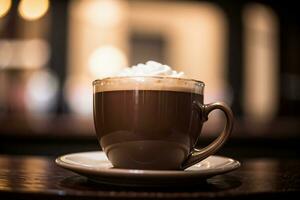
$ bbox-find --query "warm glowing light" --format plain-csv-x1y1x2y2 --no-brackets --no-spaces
21,39,50,68
79,0,125,27
0,39,50,69
25,70,58,114
0,40,12,68
88,45,127,78
243,3,278,123
22,158,48,191
18,0,49,21
0,0,11,18
0,157,11,190
64,77,93,116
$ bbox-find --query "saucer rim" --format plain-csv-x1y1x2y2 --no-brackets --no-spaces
55,151,241,178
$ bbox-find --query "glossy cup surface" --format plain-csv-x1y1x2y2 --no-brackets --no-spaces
93,76,205,170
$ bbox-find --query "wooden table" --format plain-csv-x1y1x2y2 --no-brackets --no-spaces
0,154,299,199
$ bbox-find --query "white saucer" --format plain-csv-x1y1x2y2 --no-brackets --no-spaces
56,151,241,187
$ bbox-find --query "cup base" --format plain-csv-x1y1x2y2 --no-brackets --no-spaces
103,140,189,170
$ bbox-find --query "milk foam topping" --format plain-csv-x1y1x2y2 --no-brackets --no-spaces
93,61,203,94
117,61,184,77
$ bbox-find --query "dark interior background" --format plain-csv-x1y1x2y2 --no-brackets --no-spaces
0,0,299,160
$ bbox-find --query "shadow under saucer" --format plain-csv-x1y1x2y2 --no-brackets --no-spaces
59,174,242,192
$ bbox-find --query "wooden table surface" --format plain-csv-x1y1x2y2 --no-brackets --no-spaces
0,154,299,200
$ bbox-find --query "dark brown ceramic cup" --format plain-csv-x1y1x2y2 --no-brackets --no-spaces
93,76,233,170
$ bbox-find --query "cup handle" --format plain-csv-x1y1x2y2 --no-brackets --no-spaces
181,101,234,169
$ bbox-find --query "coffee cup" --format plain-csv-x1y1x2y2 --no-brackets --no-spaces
93,76,233,170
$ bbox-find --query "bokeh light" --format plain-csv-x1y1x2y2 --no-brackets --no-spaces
0,39,50,69
0,40,13,68
25,70,59,114
21,39,50,68
0,0,11,18
88,45,127,78
78,0,125,27
18,0,49,21
64,77,93,117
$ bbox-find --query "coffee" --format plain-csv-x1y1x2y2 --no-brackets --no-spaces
93,76,233,170
94,90,203,169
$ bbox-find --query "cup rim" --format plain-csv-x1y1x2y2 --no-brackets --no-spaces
93,76,205,87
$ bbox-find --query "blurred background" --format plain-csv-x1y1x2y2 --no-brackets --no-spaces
0,0,299,158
